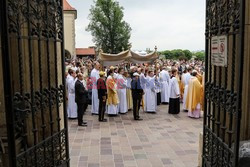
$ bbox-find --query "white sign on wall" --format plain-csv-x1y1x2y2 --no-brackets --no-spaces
211,35,228,67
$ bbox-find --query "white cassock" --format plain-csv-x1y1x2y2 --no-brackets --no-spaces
67,76,77,118
107,105,118,115
127,77,132,89
182,73,191,110
90,68,100,114
117,74,128,114
141,75,157,113
66,74,71,91
169,77,180,99
159,70,170,103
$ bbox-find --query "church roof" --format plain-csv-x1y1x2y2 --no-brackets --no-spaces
76,48,96,56
63,0,76,11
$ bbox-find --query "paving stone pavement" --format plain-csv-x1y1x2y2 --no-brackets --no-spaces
68,104,203,167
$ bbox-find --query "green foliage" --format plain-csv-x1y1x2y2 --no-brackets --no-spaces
183,50,192,60
161,50,174,59
193,51,205,61
86,0,132,54
161,49,193,60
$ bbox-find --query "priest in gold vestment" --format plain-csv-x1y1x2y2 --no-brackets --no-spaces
106,69,119,115
186,70,203,119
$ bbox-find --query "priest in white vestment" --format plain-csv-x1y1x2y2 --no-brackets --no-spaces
159,67,170,104
90,62,100,115
117,68,128,114
67,70,77,118
141,70,158,113
182,67,192,112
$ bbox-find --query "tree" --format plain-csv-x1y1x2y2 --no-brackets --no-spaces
183,50,192,60
194,51,205,61
161,49,194,60
161,50,174,59
86,0,132,54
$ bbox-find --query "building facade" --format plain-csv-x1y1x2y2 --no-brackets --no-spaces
63,0,77,59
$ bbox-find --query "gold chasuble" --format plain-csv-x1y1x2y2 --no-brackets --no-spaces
107,76,119,105
201,73,205,110
186,77,203,112
196,73,203,84
176,73,183,97
180,79,185,98
126,89,133,110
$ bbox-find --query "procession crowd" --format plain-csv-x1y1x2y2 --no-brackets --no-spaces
65,58,205,126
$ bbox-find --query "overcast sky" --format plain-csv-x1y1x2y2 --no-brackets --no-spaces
68,0,205,51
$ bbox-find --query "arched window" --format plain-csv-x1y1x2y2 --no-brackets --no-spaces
65,49,71,59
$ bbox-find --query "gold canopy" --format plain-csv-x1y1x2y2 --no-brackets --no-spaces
98,49,159,66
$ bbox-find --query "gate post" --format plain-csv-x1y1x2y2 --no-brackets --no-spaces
0,0,17,166
202,0,209,166
234,0,246,166
60,0,70,165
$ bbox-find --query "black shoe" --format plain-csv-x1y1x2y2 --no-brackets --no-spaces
68,117,77,120
108,114,117,117
78,123,87,126
183,110,188,112
99,119,107,122
135,118,143,121
119,112,127,115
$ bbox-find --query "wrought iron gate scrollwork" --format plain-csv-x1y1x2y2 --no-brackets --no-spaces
203,0,246,166
1,0,69,166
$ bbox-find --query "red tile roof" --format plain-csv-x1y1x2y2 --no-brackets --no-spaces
76,48,96,55
63,0,76,11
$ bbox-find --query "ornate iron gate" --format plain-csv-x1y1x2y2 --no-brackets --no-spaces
203,0,246,166
0,0,69,166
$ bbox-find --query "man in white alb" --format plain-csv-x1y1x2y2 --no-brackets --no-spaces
141,70,158,113
90,62,100,115
159,66,170,104
67,70,77,118
117,67,128,114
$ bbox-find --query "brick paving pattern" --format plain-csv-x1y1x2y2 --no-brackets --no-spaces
68,105,203,167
